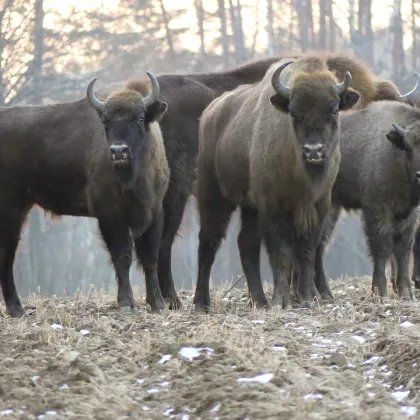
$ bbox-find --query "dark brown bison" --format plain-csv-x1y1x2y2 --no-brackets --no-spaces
143,53,406,310
0,72,169,317
312,99,420,301
305,73,420,302
193,54,364,312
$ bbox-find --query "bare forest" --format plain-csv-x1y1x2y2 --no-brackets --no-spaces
1,0,418,297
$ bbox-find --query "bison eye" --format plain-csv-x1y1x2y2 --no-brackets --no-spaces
137,118,144,125
332,110,339,117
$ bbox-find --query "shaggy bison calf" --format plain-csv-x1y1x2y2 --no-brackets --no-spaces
0,72,169,316
193,54,363,312
315,99,420,301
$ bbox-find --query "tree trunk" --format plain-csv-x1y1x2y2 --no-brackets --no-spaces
319,0,327,49
194,0,205,70
217,0,229,68
228,0,246,63
267,0,275,55
392,0,404,83
328,0,336,51
32,0,44,104
159,0,176,67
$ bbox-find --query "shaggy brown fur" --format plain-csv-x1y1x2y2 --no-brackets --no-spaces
193,54,363,312
276,51,403,107
315,101,420,301
0,76,169,317
120,52,407,312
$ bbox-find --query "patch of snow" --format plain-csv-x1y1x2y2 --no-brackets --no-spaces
146,389,159,394
31,375,40,382
50,324,63,330
210,402,221,413
80,329,90,335
178,347,214,361
160,381,169,387
400,407,417,417
362,356,381,365
180,415,190,420
237,373,274,384
347,363,356,369
163,408,174,416
352,335,365,344
251,320,265,324
157,354,172,364
59,384,69,391
272,346,287,352
400,321,413,328
304,393,323,400
367,392,376,398
136,379,145,384
391,390,410,402
0,410,13,416
142,407,150,411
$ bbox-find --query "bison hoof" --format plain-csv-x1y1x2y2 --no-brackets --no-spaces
119,305,138,313
320,292,335,302
7,304,25,318
166,297,183,311
271,294,291,310
300,300,313,309
194,302,210,314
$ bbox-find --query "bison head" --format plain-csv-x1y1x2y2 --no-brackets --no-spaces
386,122,420,187
86,72,167,189
269,60,360,167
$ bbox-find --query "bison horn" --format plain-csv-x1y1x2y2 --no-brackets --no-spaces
271,61,293,98
143,71,160,109
398,72,420,103
336,71,352,95
391,122,408,137
86,77,105,113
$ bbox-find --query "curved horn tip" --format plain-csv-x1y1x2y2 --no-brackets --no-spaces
391,122,408,135
271,61,293,98
143,71,160,108
86,77,105,113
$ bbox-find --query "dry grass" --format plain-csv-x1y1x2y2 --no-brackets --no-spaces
1,277,420,419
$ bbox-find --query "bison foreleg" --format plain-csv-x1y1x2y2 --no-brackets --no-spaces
0,241,25,318
412,228,420,289
363,211,393,300
97,217,136,312
237,206,269,309
262,223,292,310
393,219,417,301
134,213,166,313
158,189,188,310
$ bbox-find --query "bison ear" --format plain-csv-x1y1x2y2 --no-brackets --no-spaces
145,101,168,124
339,88,360,111
386,129,412,153
270,94,290,114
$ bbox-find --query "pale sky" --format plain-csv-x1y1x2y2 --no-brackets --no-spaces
45,0,415,53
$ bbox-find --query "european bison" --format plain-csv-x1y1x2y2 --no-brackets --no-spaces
193,54,364,312
313,99,420,301
0,72,169,317
147,53,405,310
306,73,420,301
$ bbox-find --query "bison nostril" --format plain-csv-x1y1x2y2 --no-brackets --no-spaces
303,144,324,154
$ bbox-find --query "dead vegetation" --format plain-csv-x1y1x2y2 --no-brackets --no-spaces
0,277,420,419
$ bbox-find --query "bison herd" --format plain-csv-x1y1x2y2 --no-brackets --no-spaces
2,51,420,318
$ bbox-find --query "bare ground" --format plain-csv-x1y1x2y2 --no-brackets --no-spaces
1,277,420,420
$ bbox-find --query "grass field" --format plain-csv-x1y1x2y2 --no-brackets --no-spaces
1,277,420,419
